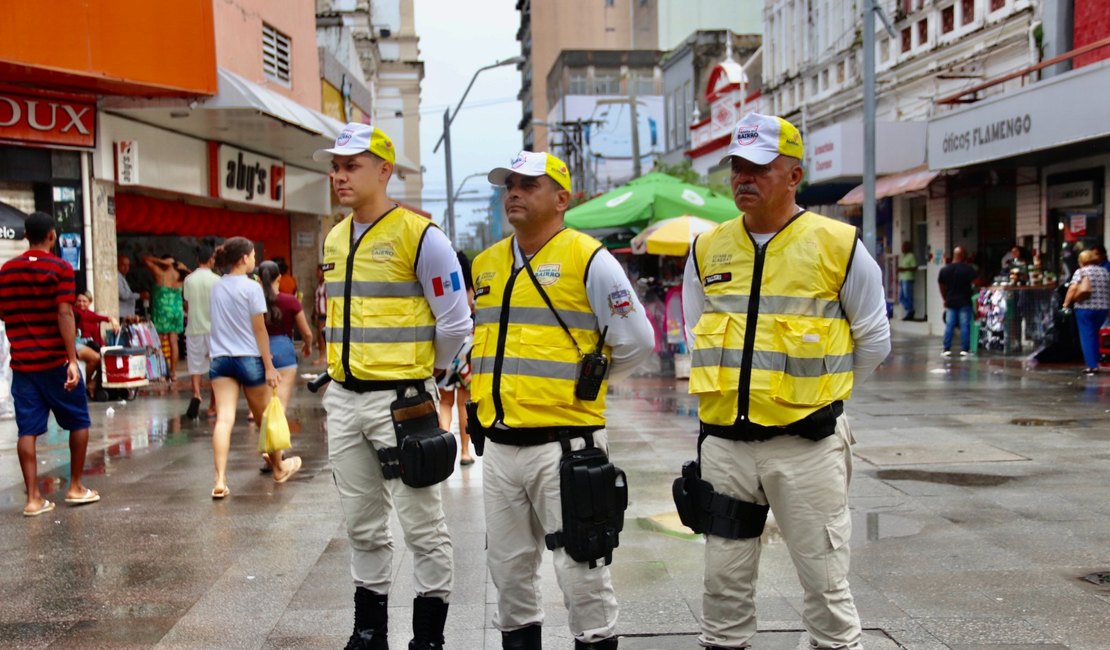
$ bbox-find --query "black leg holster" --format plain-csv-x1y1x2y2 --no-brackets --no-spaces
672,459,769,539
465,400,484,456
544,434,628,569
380,385,457,487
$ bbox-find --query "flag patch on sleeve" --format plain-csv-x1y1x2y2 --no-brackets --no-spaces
432,271,462,297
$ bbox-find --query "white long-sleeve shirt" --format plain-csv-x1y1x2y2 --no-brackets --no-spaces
511,241,655,381
683,234,891,382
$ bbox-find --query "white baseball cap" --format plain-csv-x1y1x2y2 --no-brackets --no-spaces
719,113,804,166
313,123,395,164
488,151,572,192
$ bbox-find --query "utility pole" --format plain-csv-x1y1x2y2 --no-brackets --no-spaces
629,84,642,179
863,0,897,257
442,108,455,244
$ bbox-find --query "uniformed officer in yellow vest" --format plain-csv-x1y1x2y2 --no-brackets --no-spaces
679,114,891,650
313,123,472,650
470,151,654,649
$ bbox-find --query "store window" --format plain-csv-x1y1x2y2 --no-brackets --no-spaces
1045,168,1105,281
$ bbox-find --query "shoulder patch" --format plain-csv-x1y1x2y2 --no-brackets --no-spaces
608,287,634,318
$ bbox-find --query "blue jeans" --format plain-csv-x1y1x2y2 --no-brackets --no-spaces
943,305,973,352
898,279,914,314
1074,308,1107,369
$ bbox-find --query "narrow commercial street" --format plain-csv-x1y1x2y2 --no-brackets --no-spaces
1,334,1107,649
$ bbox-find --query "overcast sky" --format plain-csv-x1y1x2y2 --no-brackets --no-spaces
414,1,523,243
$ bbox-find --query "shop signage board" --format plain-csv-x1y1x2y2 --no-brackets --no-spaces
806,121,927,183
927,61,1110,169
211,143,286,209
0,90,96,148
115,141,140,185
1047,181,1095,209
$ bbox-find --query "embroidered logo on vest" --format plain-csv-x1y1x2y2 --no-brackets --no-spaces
534,263,561,286
704,272,732,286
371,242,395,261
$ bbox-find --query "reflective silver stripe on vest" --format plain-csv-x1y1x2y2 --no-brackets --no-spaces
326,325,436,344
326,281,424,298
692,348,853,377
472,356,579,381
474,306,598,331
704,294,845,319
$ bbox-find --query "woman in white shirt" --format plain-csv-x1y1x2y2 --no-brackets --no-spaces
207,237,301,498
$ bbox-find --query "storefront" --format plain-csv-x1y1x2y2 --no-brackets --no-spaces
0,88,96,291
926,58,1110,344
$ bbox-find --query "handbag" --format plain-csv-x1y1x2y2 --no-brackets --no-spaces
1073,274,1093,303
258,396,292,453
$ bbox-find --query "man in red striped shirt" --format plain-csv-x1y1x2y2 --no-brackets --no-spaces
0,212,98,516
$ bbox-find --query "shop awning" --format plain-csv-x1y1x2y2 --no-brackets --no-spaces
837,165,940,206
102,68,419,175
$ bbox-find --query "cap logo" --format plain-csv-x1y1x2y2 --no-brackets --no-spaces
336,129,354,146
558,165,567,175
510,153,528,169
736,126,760,146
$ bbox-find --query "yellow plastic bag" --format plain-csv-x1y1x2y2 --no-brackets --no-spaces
257,396,291,453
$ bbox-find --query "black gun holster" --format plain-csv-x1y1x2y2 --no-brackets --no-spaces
378,385,457,488
464,400,484,456
672,460,769,539
544,433,628,569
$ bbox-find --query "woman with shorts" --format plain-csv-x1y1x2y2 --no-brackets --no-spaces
256,261,314,410
207,238,301,498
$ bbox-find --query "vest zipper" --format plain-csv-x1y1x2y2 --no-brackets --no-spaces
736,241,766,424
491,265,523,425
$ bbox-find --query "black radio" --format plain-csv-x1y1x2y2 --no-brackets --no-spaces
575,326,609,402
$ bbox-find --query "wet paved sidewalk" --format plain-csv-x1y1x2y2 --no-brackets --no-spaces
0,334,1108,649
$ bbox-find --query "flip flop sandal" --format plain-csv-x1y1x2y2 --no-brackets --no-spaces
273,456,302,484
211,486,230,499
23,500,55,517
65,488,100,506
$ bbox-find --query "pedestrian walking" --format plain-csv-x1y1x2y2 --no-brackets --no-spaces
0,212,100,516
438,249,476,466
677,113,890,650
314,123,471,650
470,150,654,649
183,245,220,419
1062,249,1110,375
897,241,917,320
938,246,978,357
207,237,300,499
142,254,185,380
256,260,313,410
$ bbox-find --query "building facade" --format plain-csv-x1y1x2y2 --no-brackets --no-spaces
516,0,658,151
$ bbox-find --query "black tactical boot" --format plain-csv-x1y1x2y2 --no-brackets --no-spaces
409,595,449,649
574,636,618,649
345,588,388,650
502,623,542,649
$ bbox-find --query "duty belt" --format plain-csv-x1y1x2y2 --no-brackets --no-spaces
480,424,603,447
701,401,843,442
339,376,431,394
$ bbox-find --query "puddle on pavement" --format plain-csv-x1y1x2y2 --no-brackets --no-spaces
875,469,1015,486
1011,417,1079,426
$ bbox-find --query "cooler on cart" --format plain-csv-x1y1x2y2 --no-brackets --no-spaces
1100,325,1110,368
101,346,150,393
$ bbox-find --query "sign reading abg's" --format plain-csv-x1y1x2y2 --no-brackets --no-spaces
212,144,286,208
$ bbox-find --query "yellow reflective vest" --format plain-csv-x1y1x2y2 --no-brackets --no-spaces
689,211,857,427
470,229,608,429
322,207,437,382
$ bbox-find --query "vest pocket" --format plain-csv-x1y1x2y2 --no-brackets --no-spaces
689,315,729,395
469,328,491,398
360,299,417,366
769,318,832,407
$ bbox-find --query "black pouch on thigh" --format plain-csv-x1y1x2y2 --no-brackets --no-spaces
545,433,628,568
386,385,457,488
671,437,770,539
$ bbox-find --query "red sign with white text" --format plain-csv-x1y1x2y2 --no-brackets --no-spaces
0,91,96,148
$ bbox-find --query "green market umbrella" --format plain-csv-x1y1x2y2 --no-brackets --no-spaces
565,172,739,230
